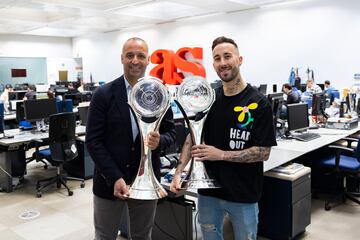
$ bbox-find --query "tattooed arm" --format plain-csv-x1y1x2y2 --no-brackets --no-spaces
223,146,271,163
192,144,271,163
170,134,192,193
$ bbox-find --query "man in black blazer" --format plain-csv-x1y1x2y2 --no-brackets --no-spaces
86,37,176,240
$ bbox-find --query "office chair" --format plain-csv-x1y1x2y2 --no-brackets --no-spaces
329,90,340,104
35,112,85,198
318,137,360,210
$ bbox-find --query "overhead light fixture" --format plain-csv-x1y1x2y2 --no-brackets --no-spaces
227,0,304,7
22,27,85,37
259,0,307,8
176,12,226,22
115,1,211,20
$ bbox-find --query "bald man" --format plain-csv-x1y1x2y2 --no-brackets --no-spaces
86,37,176,240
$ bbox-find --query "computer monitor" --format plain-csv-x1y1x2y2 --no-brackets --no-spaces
24,98,57,122
8,91,26,101
258,84,267,95
267,93,284,132
9,100,22,111
294,78,301,90
78,106,89,126
349,93,356,112
54,86,68,94
318,83,325,90
35,84,49,93
287,103,309,132
300,84,307,92
0,103,4,135
16,101,25,122
210,80,222,89
80,92,92,102
268,93,284,115
272,84,277,93
311,93,327,116
56,81,68,87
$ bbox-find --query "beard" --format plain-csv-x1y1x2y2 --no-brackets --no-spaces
217,66,239,83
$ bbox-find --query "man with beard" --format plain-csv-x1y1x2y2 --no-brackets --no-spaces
86,37,176,240
170,36,276,240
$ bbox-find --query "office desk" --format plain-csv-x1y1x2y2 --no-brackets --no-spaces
0,126,86,192
4,112,16,121
160,126,360,239
264,126,360,171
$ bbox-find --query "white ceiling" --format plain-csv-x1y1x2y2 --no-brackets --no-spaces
0,0,302,38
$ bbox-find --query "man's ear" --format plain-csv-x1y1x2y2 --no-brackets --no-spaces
239,56,243,66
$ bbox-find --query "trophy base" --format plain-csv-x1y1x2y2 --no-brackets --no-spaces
182,179,221,189
128,186,168,200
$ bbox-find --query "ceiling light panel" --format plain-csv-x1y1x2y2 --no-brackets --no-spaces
170,0,254,12
116,1,212,20
22,26,88,37
32,0,148,11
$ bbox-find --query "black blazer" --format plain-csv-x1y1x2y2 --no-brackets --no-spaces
86,76,176,200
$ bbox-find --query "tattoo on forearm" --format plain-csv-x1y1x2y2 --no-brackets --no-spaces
175,134,192,173
223,146,271,163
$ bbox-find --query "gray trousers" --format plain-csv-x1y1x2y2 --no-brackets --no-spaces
94,195,158,240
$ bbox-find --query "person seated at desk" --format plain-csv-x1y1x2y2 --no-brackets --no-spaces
77,79,85,93
306,79,322,94
282,83,300,105
47,89,63,102
325,98,340,117
67,82,79,94
23,85,36,100
0,84,13,112
280,83,300,119
324,80,335,97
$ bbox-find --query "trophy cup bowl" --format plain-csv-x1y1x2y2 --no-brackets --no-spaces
176,76,221,189
128,76,170,200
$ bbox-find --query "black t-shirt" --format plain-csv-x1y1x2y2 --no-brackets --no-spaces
198,84,277,203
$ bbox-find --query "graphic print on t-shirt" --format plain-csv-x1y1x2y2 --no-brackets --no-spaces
229,102,258,150
234,102,258,129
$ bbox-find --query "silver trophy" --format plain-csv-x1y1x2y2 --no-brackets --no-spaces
128,76,170,200
175,76,221,189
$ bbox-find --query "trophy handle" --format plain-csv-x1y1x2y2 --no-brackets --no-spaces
173,99,195,186
174,99,220,189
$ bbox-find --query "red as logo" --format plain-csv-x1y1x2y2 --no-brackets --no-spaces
150,47,206,85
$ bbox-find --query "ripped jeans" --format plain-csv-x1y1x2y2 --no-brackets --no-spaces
198,195,259,240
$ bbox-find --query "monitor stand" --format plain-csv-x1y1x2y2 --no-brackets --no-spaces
36,119,46,132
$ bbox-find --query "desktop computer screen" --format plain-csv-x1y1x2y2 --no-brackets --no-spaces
78,106,89,126
80,92,92,102
311,93,326,116
16,101,25,122
268,93,284,117
8,91,26,101
258,84,267,95
287,103,309,132
24,98,57,121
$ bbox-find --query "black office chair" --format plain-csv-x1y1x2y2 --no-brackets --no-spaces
35,112,85,198
318,137,360,210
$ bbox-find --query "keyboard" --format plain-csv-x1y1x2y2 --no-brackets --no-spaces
292,132,321,142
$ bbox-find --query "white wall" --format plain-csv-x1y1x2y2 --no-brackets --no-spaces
46,58,83,84
72,0,360,91
0,34,72,58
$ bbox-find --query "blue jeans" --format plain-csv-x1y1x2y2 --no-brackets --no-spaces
198,195,259,240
